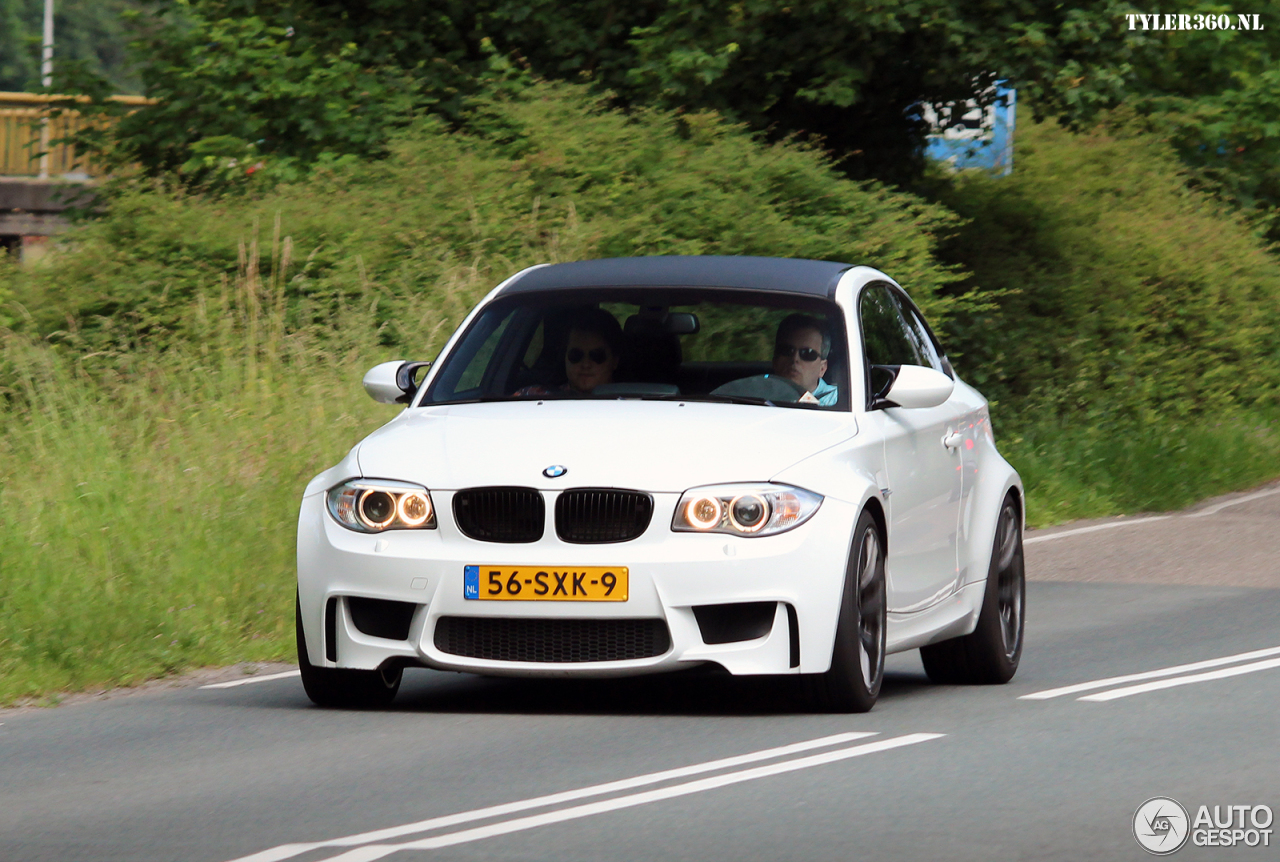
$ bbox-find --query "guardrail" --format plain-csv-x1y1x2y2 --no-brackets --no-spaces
0,91,153,177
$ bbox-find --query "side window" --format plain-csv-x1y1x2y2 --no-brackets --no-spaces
427,305,520,400
895,301,946,375
860,284,923,367
522,320,545,367
456,313,514,390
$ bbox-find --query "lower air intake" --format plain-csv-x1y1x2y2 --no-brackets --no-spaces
433,616,670,663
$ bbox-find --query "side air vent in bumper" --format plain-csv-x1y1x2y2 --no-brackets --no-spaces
348,597,417,641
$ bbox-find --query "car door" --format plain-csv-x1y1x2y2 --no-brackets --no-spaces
857,283,964,613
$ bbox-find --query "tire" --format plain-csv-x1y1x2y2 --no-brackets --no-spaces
920,493,1025,684
804,509,887,713
296,595,402,708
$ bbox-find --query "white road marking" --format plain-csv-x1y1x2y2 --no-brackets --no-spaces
200,671,301,689
1025,483,1280,545
312,734,945,862
1024,516,1173,545
1079,657,1280,702
1185,484,1280,517
226,731,879,862
1019,645,1280,700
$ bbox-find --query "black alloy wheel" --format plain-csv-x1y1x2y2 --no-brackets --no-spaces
992,500,1024,662
919,494,1025,684
804,509,887,712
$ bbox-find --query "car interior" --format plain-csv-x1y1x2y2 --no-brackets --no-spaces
425,293,850,409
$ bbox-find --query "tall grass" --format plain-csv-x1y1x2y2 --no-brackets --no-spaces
1002,414,1280,527
0,231,485,705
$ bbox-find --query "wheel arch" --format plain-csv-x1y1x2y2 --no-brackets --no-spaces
796,491,888,675
862,493,888,553
961,457,1024,588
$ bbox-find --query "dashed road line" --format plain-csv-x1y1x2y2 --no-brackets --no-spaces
1079,656,1280,702
309,734,945,862
226,731,881,862
1020,645,1280,701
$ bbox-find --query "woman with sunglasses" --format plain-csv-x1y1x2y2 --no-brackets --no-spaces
515,308,623,396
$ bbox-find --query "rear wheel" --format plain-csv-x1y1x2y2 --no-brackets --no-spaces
920,494,1024,684
296,595,402,708
804,510,886,712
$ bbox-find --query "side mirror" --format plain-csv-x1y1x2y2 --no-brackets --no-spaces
875,364,954,410
362,360,432,404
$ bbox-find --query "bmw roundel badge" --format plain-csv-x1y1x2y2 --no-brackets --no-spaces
542,465,568,479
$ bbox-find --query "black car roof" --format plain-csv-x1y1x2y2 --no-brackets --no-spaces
502,255,855,298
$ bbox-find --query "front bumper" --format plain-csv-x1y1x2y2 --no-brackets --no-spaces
296,490,857,676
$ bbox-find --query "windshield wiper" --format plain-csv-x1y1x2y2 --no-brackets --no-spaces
637,393,782,407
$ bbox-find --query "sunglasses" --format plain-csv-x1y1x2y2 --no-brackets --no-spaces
566,347,610,364
775,344,823,362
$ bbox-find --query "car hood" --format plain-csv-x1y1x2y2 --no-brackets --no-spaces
354,400,857,493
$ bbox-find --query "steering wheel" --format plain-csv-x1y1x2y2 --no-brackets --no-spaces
711,374,808,403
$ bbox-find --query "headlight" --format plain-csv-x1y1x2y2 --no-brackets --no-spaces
672,484,822,537
326,479,436,532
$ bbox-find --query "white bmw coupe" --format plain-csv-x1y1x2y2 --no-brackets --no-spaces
296,256,1025,711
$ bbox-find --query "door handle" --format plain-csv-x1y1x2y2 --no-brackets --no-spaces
942,431,963,450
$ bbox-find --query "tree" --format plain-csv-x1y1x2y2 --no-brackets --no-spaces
59,0,1163,185
0,0,143,93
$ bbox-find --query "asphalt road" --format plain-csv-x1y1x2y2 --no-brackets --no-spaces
3,484,1279,862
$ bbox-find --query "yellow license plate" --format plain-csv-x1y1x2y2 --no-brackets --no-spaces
463,565,628,601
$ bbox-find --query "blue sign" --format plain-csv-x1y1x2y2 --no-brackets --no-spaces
922,84,1016,176
463,565,479,599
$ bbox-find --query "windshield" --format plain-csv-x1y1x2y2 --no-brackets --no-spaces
421,288,849,410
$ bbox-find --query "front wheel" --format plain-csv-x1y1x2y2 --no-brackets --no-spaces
920,493,1024,684
803,510,887,712
296,595,402,708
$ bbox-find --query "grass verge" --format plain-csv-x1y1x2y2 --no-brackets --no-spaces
1003,413,1280,527
0,270,422,705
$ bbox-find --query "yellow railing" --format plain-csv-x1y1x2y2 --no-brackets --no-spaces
0,91,153,178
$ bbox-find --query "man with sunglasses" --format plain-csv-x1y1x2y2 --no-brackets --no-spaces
768,314,838,405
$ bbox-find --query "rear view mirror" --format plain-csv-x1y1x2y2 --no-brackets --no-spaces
664,312,699,334
875,364,954,410
363,360,432,404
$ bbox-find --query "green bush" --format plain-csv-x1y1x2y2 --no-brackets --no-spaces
933,115,1280,423
10,81,962,361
